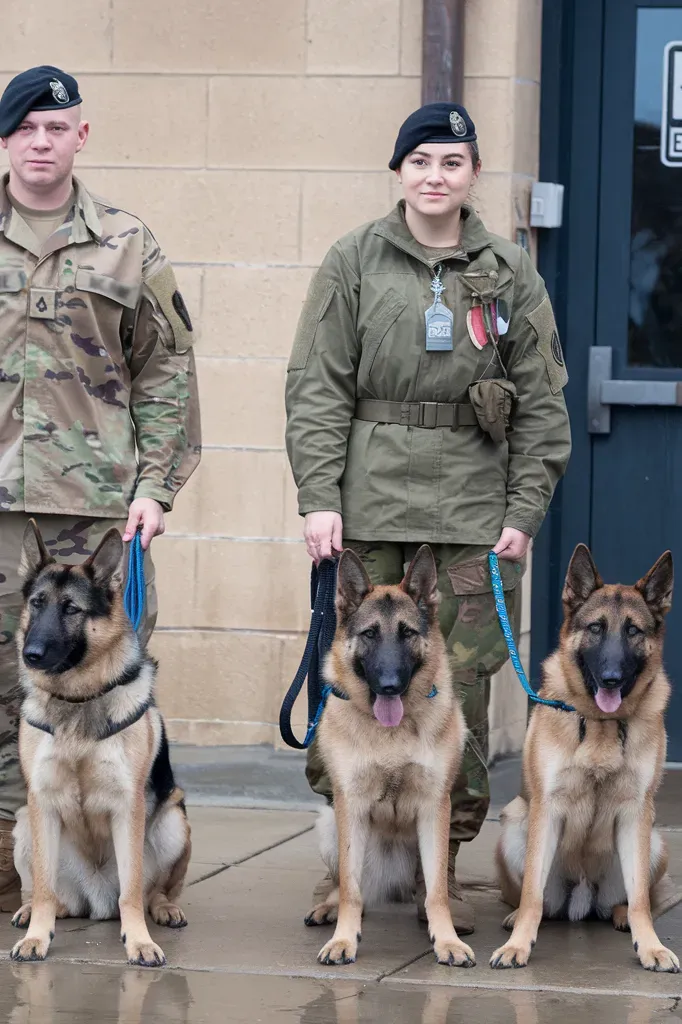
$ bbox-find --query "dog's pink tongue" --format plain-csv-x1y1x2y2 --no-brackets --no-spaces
373,695,404,727
595,687,622,713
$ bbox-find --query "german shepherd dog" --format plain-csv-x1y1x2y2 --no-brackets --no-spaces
492,544,680,973
305,545,475,968
9,521,191,967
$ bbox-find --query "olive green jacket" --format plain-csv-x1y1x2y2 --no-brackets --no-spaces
285,203,571,544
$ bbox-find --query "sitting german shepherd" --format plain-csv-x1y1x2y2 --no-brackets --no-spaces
492,544,680,973
305,545,475,968
9,520,191,968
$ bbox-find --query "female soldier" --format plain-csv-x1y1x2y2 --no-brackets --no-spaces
285,102,571,935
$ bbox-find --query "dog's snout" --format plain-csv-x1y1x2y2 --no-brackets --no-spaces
23,642,47,667
378,675,401,695
600,669,624,687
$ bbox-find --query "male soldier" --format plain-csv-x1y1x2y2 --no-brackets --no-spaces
0,66,201,911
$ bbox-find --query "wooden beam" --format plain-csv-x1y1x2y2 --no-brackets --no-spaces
421,0,465,105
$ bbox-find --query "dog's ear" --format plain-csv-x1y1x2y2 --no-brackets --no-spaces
401,544,439,611
84,529,124,587
18,519,54,581
636,551,673,621
336,549,373,622
563,544,603,613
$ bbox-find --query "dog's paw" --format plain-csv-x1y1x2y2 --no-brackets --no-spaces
433,936,476,968
636,942,680,973
612,905,629,932
305,901,339,927
317,934,359,965
490,940,533,969
149,901,187,929
11,903,32,929
502,909,518,932
124,938,167,968
10,934,51,962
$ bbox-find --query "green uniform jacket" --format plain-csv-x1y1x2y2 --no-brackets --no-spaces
285,202,571,545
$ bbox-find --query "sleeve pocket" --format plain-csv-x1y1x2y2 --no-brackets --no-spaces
525,294,568,395
288,276,335,372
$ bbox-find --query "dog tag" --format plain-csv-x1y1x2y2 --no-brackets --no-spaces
425,268,453,352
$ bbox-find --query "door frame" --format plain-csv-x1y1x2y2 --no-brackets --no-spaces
532,0,682,696
531,0,604,686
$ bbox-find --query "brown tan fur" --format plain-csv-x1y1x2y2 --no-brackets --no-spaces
9,521,191,968
306,545,474,968
492,544,680,973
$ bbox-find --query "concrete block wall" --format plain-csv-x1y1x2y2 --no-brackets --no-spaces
0,0,542,755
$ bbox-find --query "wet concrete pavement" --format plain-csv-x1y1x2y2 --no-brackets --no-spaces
3,759,682,1022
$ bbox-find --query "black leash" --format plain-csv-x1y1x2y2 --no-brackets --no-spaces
279,558,346,749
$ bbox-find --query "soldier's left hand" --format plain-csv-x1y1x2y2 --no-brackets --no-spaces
123,498,166,551
493,527,530,561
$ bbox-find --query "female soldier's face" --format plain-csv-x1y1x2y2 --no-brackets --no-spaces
397,143,479,219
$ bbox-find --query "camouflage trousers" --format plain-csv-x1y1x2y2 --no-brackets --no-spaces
306,541,524,847
0,512,157,823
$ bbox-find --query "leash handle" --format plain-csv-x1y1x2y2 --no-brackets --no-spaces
279,559,339,750
124,531,146,633
488,551,575,713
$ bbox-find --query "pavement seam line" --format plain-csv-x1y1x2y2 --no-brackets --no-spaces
380,978,682,998
187,824,315,887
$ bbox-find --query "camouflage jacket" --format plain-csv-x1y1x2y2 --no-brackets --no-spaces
285,203,572,544
0,175,201,518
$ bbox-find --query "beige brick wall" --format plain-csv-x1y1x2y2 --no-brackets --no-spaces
1,0,542,754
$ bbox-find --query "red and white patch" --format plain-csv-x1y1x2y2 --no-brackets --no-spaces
466,306,489,350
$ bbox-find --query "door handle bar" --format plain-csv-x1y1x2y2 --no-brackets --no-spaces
588,346,682,434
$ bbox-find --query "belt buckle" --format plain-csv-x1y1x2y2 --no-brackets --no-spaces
418,402,438,428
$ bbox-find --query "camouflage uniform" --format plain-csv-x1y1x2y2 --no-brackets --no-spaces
0,175,201,824
306,542,524,848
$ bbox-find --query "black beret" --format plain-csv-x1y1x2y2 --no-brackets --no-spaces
389,102,477,170
0,66,82,138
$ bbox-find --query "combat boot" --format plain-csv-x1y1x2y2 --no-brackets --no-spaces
415,841,475,935
0,819,20,913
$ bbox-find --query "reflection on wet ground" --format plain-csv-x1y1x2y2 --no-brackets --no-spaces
2,963,682,1024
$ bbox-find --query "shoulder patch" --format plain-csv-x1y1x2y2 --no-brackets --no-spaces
525,294,568,394
146,263,194,353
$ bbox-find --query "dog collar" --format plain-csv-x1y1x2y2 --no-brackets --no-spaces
25,695,155,742
44,661,145,704
578,716,628,748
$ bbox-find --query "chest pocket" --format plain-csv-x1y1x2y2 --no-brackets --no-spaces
0,268,27,293
358,288,407,383
75,269,140,309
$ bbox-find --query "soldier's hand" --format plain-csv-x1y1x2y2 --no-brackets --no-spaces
493,527,530,562
304,511,343,564
123,498,166,551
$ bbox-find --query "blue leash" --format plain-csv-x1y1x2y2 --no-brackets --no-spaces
488,551,575,713
124,531,146,633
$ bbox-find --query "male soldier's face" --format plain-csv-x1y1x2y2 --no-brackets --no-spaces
397,142,480,220
1,106,89,193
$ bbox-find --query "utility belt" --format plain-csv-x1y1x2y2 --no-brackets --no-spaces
354,378,517,444
354,399,477,430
